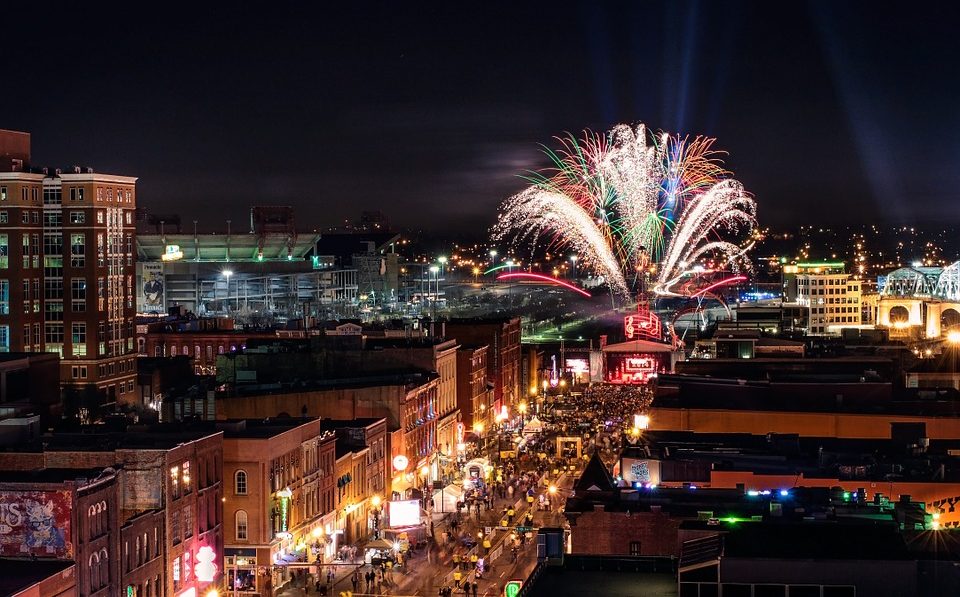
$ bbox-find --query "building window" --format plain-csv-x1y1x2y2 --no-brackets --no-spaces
171,466,180,499
182,461,191,494
70,211,85,224
0,326,8,353
235,470,248,495
235,510,248,540
0,187,5,201
0,234,7,269
184,506,193,538
629,541,642,556
71,280,86,312
71,233,85,267
72,323,86,356
172,556,181,590
171,510,181,545
0,280,7,316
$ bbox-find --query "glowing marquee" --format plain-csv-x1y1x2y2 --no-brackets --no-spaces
624,308,661,341
608,355,658,385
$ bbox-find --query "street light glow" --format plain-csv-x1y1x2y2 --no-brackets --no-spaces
438,256,448,264
222,269,233,277
948,330,960,344
371,495,381,507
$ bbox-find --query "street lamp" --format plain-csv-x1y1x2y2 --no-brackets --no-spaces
222,269,234,312
489,249,498,264
569,255,578,280
371,495,382,539
429,265,440,319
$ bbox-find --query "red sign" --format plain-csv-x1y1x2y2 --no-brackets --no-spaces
0,490,73,558
607,354,658,385
624,308,661,341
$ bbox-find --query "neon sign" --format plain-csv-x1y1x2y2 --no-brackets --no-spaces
624,307,661,341
195,545,218,583
277,487,292,536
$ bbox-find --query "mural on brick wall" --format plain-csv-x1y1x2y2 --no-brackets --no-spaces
0,490,73,558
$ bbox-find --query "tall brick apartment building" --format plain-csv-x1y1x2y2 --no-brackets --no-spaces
0,129,137,403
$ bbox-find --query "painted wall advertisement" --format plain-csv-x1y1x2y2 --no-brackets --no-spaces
0,490,74,558
141,262,165,312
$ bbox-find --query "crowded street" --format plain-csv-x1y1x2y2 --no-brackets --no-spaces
274,383,652,597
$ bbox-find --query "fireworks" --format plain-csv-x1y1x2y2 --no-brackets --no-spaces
493,123,756,299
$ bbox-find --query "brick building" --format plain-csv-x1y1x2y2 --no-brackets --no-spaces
0,468,120,597
321,418,389,509
334,442,370,545
0,129,137,403
136,314,277,376
455,344,491,434
215,372,439,497
0,424,225,597
221,418,337,595
446,317,521,415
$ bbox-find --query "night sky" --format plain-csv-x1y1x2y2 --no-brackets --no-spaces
2,2,959,233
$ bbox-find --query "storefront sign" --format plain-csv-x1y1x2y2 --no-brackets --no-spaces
277,488,292,535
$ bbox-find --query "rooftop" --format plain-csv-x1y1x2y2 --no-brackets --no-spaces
320,418,386,430
0,559,74,596
3,422,222,453
218,417,325,439
624,430,960,483
0,467,113,485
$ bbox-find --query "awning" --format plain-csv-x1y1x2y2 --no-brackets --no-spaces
365,538,395,550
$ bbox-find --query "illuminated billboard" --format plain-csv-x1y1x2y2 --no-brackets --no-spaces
621,458,661,486
606,354,659,384
0,490,73,558
387,500,420,528
141,262,165,312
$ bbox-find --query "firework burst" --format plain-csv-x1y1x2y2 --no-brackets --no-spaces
493,123,756,299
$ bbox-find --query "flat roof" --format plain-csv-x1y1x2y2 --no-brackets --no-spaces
320,418,386,430
4,424,222,453
722,521,910,560
0,467,112,485
218,417,321,439
626,431,960,482
0,559,74,596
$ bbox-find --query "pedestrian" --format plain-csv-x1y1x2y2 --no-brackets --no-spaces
351,573,359,592
473,581,479,597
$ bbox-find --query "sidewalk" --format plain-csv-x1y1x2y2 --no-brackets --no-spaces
273,554,366,597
